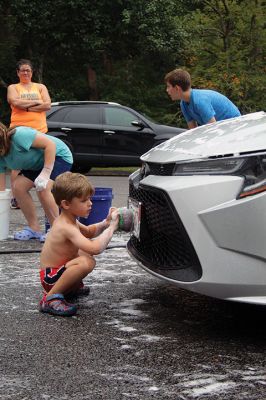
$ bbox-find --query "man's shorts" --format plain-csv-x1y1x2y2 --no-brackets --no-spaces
40,265,66,293
20,157,72,183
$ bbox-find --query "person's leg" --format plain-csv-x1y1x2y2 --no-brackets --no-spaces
39,256,95,316
36,179,59,226
40,265,77,316
10,170,20,193
37,158,72,229
47,255,96,296
13,174,41,231
10,170,20,209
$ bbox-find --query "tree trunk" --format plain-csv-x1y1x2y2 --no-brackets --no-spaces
87,65,98,100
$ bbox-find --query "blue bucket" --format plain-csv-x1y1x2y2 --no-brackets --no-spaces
79,187,113,225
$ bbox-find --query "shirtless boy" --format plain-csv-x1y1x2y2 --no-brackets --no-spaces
39,171,119,317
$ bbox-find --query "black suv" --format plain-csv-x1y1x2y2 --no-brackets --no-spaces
47,101,185,171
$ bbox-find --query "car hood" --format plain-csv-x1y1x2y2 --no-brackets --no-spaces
141,112,266,163
152,124,186,135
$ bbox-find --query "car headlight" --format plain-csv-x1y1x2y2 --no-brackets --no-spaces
173,158,245,175
140,162,150,179
173,154,266,199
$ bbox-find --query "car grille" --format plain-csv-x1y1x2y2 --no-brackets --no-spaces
144,162,175,177
128,179,202,282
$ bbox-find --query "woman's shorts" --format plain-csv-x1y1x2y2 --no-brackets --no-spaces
20,157,72,183
40,265,66,292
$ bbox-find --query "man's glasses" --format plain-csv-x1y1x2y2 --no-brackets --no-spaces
18,69,32,73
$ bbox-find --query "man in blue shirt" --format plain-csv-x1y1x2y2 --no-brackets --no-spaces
165,69,241,129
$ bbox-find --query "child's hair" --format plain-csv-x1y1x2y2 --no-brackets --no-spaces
52,172,95,206
164,69,191,91
0,123,16,156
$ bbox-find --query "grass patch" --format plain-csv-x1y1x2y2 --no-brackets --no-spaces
90,166,139,173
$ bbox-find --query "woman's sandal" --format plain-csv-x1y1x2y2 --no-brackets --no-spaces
39,229,50,243
39,232,46,243
14,226,43,241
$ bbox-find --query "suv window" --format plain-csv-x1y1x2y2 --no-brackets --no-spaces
105,107,136,127
48,107,70,121
64,106,101,124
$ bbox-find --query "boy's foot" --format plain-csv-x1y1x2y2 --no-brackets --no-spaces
10,198,20,209
39,293,77,317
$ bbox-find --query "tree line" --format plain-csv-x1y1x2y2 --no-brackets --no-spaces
0,0,265,127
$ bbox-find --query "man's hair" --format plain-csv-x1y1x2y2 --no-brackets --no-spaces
16,59,33,72
164,69,191,91
52,172,94,207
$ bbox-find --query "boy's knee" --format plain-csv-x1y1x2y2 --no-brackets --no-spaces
80,255,96,273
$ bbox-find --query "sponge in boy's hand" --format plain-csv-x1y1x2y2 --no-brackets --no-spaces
118,207,133,232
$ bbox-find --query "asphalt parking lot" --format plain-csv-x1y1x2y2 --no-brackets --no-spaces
0,175,265,400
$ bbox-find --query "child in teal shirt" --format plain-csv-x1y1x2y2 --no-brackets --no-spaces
0,123,73,242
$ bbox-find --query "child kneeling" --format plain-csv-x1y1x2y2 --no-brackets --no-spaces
39,171,119,317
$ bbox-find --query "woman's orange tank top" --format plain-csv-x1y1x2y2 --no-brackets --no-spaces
10,83,48,133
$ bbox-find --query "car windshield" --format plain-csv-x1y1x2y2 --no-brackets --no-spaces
135,109,159,124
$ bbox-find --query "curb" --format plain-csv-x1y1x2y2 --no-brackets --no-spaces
86,170,132,177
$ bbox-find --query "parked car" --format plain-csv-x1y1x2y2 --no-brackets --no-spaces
127,111,266,305
46,101,185,171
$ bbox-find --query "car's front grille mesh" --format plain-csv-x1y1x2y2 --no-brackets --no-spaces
128,181,202,281
145,162,175,176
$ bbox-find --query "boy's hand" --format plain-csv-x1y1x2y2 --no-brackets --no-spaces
110,209,119,230
106,207,118,225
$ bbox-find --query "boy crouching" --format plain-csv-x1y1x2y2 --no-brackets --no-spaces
39,171,119,317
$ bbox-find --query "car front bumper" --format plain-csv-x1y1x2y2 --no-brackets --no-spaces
127,169,266,305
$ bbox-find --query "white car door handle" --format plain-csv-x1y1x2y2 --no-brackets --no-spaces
61,127,72,131
104,130,115,134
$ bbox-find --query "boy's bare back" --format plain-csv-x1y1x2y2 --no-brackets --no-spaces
40,213,84,268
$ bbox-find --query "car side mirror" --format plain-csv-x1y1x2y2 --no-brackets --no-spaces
131,120,145,129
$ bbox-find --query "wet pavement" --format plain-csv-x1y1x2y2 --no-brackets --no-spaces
0,176,265,400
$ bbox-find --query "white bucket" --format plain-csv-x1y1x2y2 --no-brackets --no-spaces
0,189,11,240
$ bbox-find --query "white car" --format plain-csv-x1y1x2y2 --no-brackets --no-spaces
127,112,266,305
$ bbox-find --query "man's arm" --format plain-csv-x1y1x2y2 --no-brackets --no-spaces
206,117,216,124
187,120,198,129
188,116,216,129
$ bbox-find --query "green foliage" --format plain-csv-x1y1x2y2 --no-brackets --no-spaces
0,0,265,126
180,0,266,113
